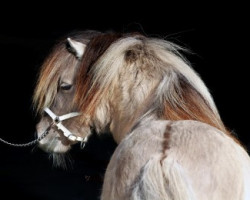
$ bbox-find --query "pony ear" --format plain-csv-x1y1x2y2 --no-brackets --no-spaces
67,38,86,59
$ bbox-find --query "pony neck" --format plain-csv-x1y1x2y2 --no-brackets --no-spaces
110,112,157,144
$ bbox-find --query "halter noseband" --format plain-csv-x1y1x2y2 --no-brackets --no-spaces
44,107,87,142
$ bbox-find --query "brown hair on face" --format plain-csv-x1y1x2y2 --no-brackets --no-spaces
33,30,102,114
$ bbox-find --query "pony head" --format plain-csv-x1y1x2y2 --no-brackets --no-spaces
75,33,230,143
33,31,101,156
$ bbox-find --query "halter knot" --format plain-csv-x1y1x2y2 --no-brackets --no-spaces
54,116,60,124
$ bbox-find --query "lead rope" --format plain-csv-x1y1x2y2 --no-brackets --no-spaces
0,108,88,148
0,122,53,147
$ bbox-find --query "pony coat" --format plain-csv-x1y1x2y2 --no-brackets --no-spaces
102,120,250,200
74,33,250,199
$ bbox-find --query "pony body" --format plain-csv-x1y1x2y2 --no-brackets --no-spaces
33,31,250,199
74,33,250,199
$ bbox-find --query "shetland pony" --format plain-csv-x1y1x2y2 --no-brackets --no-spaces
33,31,250,199
73,33,250,200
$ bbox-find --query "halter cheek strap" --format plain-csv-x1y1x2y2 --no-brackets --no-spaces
44,107,88,142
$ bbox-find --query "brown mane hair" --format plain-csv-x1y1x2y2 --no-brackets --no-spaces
160,72,226,131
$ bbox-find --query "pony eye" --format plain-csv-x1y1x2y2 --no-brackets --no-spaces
60,83,72,91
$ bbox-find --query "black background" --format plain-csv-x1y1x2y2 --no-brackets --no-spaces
0,3,249,200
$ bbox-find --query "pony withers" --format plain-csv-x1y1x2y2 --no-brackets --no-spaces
33,31,250,200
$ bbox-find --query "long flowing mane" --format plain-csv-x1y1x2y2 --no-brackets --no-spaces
75,33,236,139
